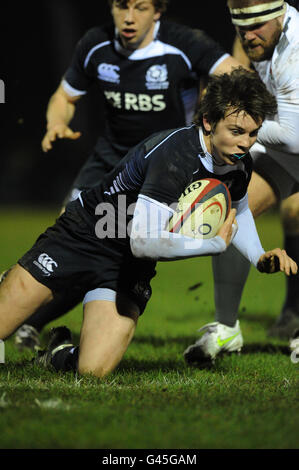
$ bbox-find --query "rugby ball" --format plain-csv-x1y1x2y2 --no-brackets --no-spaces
167,178,231,239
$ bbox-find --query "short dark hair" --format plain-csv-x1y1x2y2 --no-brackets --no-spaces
194,67,277,132
108,0,169,13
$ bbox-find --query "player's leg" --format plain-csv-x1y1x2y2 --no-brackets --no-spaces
215,170,277,324
0,264,53,340
14,140,123,350
14,288,87,351
184,170,277,364
78,296,139,377
36,295,139,377
36,258,156,376
268,192,299,338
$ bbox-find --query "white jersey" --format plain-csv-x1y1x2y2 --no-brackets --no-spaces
252,4,299,178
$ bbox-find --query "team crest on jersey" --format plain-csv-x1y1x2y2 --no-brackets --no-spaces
146,64,169,90
98,63,120,84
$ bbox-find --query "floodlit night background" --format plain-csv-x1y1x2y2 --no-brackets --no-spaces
0,0,235,207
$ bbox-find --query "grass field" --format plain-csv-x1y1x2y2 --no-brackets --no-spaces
0,207,298,450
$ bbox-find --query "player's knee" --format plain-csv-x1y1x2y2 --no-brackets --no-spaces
281,197,299,235
77,359,112,378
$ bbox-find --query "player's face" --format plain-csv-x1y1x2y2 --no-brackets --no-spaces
236,17,283,61
112,0,161,50
203,110,262,166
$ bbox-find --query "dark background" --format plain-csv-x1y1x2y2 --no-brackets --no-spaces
0,1,235,207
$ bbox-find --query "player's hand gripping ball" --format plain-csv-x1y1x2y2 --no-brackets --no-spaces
167,178,231,239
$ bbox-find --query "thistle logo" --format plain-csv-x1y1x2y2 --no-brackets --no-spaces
146,64,169,90
33,253,58,276
0,80,4,103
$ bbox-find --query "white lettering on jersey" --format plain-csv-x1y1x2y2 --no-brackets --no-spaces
104,91,122,109
125,93,139,111
98,63,120,83
151,95,166,111
138,94,153,111
104,92,166,112
124,93,166,111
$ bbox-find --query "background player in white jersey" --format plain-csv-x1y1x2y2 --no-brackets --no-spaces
11,0,244,351
184,0,299,365
0,69,295,378
231,0,299,340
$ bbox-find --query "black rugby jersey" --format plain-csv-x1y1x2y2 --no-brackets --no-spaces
78,125,252,247
63,20,227,150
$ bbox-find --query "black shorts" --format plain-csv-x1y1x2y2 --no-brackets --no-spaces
18,200,156,314
64,136,127,204
252,144,299,201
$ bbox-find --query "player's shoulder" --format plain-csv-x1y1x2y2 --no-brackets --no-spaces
274,7,299,76
77,23,114,50
158,20,216,48
284,4,299,42
142,125,200,172
147,124,198,149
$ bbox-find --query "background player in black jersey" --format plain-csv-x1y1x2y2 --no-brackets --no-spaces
12,0,244,350
0,70,296,378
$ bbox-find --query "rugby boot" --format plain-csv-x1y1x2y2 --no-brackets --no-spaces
14,324,41,351
35,326,73,368
184,320,243,364
290,328,299,355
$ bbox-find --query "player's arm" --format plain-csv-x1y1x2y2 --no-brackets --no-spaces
211,54,250,75
256,64,299,154
130,196,236,261
41,83,82,152
232,35,251,68
232,194,297,275
256,102,299,154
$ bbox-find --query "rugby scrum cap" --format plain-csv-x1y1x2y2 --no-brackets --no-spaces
229,0,286,26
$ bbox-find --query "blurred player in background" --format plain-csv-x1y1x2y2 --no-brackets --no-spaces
184,0,299,366
10,0,243,350
1,69,295,379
